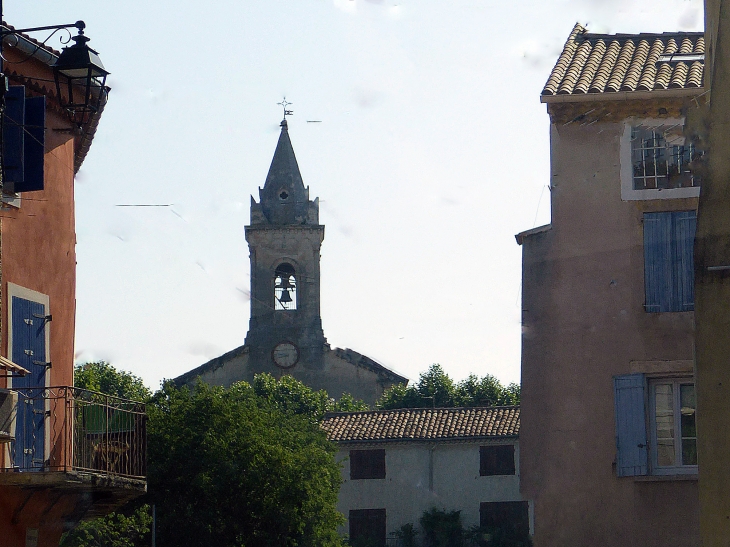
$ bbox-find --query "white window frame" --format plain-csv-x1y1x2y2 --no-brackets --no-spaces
648,378,697,476
620,118,701,201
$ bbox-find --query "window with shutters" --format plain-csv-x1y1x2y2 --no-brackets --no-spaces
3,86,46,195
614,374,697,477
649,379,697,474
480,445,515,476
349,508,386,547
643,211,696,313
350,449,386,480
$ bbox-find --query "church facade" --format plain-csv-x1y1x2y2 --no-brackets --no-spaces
176,118,406,404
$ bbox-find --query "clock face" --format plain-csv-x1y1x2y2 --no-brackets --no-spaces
272,342,299,369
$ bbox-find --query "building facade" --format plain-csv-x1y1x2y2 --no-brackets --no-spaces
177,119,406,404
321,407,527,545
517,24,703,547
0,24,146,547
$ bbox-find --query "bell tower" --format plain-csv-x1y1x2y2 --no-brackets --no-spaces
244,118,327,374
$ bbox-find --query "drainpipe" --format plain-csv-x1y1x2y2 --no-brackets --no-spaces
428,443,437,492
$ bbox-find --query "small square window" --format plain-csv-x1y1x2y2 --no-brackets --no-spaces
480,445,515,476
350,449,386,480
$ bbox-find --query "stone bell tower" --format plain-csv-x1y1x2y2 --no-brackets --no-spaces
244,118,328,374
176,114,407,404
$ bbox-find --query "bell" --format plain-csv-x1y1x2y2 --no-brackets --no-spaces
279,289,292,304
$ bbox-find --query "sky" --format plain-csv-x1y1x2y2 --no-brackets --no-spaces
10,0,704,392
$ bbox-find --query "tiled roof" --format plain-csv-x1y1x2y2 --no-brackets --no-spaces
321,406,519,443
543,23,704,97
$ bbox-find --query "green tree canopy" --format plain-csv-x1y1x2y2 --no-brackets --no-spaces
74,361,151,402
147,377,346,547
377,364,520,409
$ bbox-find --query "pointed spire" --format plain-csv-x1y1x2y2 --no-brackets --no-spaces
256,119,313,225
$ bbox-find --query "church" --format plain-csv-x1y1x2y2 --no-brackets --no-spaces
175,117,407,404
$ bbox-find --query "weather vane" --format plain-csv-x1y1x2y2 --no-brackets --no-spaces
277,97,293,119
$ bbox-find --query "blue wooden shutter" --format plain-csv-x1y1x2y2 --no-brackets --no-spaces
614,373,648,477
16,96,45,193
673,211,697,312
3,86,25,190
11,296,47,470
644,213,673,312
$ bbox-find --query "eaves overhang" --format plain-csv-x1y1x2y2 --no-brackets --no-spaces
541,87,705,104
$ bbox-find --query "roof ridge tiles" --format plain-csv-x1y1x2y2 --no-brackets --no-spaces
543,25,704,98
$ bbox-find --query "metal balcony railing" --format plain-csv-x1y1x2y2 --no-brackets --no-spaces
2,386,146,479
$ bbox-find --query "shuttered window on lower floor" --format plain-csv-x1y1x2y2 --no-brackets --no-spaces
349,508,386,547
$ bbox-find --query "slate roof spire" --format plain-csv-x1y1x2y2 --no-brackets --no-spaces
251,118,319,226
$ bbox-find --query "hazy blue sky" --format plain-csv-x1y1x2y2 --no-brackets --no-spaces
10,0,703,391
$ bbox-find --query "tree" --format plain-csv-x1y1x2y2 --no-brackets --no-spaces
60,506,152,547
377,364,519,410
147,378,346,547
74,361,151,402
252,373,369,421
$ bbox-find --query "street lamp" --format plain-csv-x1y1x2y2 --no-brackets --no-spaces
0,20,109,121
52,22,109,121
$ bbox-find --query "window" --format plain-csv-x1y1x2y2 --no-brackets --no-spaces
631,126,699,190
274,263,296,310
349,509,386,547
480,445,515,476
614,374,697,477
479,502,530,542
643,211,696,312
650,379,697,473
350,449,386,480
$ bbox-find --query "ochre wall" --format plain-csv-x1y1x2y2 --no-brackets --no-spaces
1,110,77,388
519,116,699,546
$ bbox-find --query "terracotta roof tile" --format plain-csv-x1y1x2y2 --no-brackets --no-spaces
321,407,520,443
543,23,704,97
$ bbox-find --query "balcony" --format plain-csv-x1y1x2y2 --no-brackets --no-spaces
0,386,146,511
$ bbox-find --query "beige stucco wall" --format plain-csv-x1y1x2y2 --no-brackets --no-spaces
336,440,522,537
519,116,699,546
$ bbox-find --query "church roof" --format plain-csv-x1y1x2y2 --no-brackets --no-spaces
321,406,520,443
542,23,704,99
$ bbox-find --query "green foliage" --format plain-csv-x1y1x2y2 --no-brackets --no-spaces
147,377,347,547
420,508,464,547
394,522,419,547
252,373,369,422
377,364,520,410
60,505,151,547
74,361,151,402
465,524,533,547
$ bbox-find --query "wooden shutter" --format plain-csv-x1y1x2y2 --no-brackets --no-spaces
614,373,648,477
643,213,673,312
349,509,386,547
3,86,25,190
16,96,45,193
674,211,697,311
480,445,516,476
350,449,386,480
